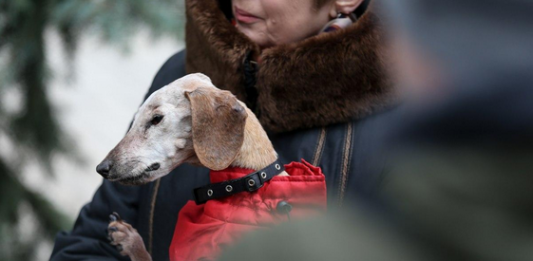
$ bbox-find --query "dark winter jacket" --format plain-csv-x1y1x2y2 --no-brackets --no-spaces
50,0,397,260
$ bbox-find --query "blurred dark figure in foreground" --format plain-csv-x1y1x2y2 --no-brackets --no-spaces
219,0,533,260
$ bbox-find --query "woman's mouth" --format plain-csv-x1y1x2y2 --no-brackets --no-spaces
234,6,260,24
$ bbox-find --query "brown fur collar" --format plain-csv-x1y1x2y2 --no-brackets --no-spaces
185,0,393,133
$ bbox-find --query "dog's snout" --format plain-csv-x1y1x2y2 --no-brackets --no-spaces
96,159,113,178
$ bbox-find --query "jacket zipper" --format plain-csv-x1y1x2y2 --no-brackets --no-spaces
338,122,353,206
312,127,327,166
148,179,161,255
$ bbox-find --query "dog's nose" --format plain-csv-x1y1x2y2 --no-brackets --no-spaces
96,159,113,178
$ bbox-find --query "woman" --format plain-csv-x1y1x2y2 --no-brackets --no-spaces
51,0,395,260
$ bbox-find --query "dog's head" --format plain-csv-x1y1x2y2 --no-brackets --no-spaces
96,73,248,185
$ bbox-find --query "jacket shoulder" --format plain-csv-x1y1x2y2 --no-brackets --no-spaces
144,50,187,101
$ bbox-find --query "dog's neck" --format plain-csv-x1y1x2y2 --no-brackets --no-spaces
230,107,278,171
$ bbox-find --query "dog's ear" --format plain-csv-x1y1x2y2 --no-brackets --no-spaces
185,87,248,170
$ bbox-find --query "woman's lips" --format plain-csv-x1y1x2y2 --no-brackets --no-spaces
234,7,260,24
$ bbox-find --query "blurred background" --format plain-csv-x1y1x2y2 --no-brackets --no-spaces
0,0,184,260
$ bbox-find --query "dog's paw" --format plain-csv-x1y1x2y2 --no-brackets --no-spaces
107,212,146,257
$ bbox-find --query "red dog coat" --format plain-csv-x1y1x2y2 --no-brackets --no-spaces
169,160,327,261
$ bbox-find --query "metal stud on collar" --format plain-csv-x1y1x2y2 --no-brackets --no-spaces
248,179,256,187
275,164,281,170
225,185,233,192
207,189,213,197
261,172,267,179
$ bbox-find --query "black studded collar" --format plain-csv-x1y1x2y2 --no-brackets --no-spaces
193,160,285,205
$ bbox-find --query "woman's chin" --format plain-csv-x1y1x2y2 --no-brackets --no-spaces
236,26,273,48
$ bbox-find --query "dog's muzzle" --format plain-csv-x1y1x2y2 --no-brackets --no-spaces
96,159,113,178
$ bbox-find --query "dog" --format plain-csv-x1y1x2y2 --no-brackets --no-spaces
96,73,292,261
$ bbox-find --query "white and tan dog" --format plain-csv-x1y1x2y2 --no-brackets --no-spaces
97,73,286,261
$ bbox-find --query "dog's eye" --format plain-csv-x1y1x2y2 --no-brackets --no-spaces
151,115,164,126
